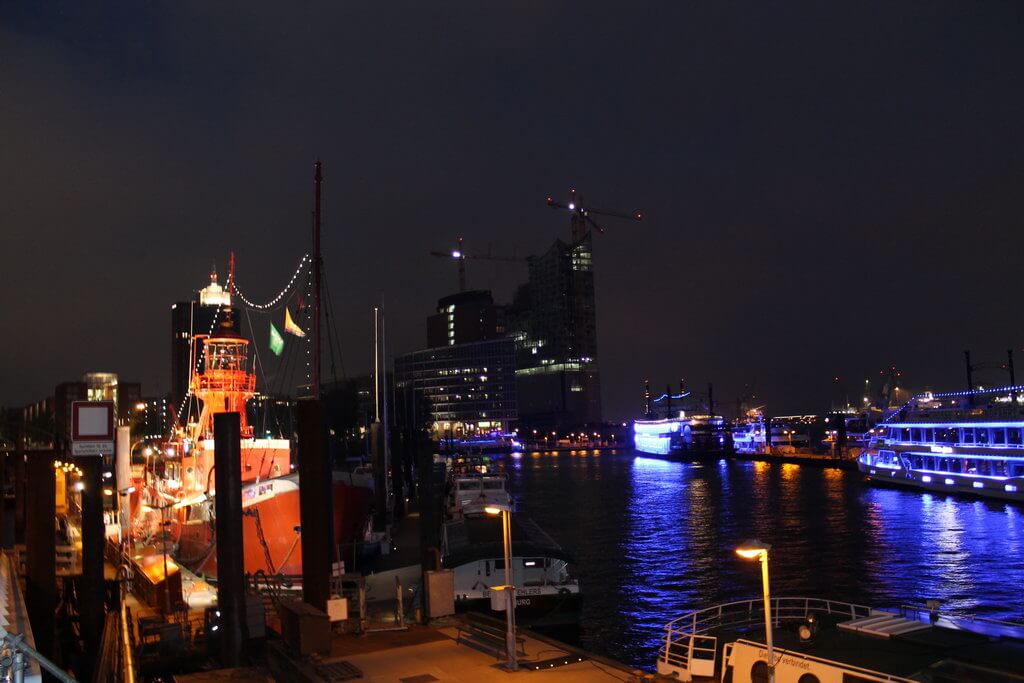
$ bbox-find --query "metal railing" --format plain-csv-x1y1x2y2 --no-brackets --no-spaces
658,597,873,672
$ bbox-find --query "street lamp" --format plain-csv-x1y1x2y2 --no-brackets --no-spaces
736,539,774,683
484,503,517,671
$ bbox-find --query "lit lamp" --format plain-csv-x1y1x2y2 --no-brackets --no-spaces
484,503,517,671
736,539,774,683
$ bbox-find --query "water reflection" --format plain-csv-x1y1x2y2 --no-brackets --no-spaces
505,449,1024,669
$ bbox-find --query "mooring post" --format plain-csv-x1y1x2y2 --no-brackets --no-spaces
298,399,331,612
14,434,26,545
78,454,106,679
25,450,56,668
214,412,247,667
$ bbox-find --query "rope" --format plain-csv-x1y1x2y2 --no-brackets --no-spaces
244,508,277,574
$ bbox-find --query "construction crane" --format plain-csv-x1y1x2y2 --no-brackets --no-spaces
429,236,525,292
546,187,643,242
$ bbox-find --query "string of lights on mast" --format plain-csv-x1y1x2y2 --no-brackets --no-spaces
233,254,310,310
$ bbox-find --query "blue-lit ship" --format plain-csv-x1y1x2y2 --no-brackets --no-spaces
731,409,767,455
443,433,523,455
857,385,1024,502
633,414,730,457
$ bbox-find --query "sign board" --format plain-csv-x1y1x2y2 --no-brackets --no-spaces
72,400,115,456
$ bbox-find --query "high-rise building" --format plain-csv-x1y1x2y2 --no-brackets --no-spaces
425,290,505,348
133,397,170,440
394,338,517,437
170,268,237,411
508,233,601,427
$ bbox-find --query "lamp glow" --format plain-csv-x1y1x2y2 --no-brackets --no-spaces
735,539,775,683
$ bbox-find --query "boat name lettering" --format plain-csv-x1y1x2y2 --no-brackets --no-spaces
757,650,810,671
242,482,276,507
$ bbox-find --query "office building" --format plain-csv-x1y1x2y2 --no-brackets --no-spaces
395,338,517,437
426,290,505,348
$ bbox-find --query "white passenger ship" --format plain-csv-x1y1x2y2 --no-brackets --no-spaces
656,597,1024,682
857,385,1024,502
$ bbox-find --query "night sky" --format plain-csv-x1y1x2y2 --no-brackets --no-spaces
2,2,1022,420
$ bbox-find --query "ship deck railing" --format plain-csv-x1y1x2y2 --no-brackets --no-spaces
897,603,1024,639
658,597,873,675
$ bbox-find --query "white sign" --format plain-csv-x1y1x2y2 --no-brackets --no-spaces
76,405,112,436
72,400,115,457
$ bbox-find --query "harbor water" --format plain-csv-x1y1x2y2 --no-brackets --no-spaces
505,449,1024,670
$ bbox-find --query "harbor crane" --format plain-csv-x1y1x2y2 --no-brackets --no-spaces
546,187,643,242
429,236,525,292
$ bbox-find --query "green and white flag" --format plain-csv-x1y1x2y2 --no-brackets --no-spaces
269,322,285,356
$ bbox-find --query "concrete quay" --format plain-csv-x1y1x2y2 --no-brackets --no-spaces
257,620,666,683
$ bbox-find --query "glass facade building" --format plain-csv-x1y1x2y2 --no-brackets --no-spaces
395,338,517,437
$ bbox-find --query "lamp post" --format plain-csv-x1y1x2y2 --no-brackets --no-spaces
485,503,517,671
736,539,774,683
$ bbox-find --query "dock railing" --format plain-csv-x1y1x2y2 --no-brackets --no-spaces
658,597,873,677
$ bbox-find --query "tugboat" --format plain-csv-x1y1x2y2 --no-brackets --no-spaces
435,465,581,627
440,513,582,627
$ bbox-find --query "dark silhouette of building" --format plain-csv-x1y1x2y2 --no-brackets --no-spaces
508,234,601,427
426,290,505,348
170,268,237,410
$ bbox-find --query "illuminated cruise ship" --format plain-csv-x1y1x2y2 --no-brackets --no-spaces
857,385,1024,501
633,414,729,457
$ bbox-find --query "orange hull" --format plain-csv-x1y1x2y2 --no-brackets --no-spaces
176,476,372,579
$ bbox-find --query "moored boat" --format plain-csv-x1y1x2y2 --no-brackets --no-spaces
135,311,373,579
441,514,581,627
633,414,730,458
656,596,1024,682
857,385,1024,502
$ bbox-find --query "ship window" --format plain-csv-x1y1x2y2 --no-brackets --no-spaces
798,675,821,683
977,428,990,445
912,428,924,443
914,455,923,469
1009,429,1023,446
935,428,956,444
751,661,770,683
962,428,975,444
992,460,1007,476
994,429,1006,445
977,460,991,476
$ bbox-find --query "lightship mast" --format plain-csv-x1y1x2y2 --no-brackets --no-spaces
313,160,323,398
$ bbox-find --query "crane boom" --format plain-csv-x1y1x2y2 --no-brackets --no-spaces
429,236,525,292
547,188,642,242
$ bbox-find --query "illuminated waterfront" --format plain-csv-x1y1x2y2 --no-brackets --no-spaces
507,450,1024,669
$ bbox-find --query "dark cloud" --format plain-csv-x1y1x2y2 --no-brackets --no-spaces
2,2,1022,418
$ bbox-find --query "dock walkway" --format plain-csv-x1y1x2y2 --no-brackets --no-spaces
318,622,649,682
